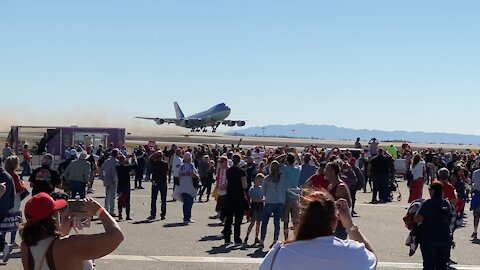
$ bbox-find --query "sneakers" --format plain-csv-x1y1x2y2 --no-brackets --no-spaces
183,220,195,225
2,244,12,263
254,238,261,245
87,188,95,194
126,217,132,221
471,232,478,239
10,243,20,250
147,216,155,220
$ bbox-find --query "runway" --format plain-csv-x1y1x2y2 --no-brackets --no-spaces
125,133,479,151
1,130,477,153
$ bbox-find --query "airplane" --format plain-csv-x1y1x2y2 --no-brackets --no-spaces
135,102,246,133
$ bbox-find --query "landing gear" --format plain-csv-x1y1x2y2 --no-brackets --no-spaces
211,123,220,133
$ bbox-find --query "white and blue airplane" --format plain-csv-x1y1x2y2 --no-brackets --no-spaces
135,102,246,132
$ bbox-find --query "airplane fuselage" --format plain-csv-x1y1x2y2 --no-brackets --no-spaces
184,103,231,128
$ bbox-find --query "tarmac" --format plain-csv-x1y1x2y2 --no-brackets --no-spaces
3,177,480,270
126,133,479,151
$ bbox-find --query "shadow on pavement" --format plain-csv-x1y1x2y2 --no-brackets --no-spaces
163,222,188,228
471,238,480,245
207,223,223,227
247,248,268,258
207,244,243,255
132,219,158,225
199,235,224,242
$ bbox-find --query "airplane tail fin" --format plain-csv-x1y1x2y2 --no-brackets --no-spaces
174,102,185,119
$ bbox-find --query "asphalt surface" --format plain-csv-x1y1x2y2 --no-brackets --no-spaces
125,133,477,151
3,178,480,270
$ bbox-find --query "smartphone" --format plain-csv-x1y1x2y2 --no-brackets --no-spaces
73,216,91,230
68,199,87,214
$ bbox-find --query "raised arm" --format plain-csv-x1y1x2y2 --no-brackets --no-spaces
66,198,124,260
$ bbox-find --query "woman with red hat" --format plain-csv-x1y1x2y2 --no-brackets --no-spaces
19,193,124,269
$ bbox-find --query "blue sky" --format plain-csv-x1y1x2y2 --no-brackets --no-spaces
1,1,479,134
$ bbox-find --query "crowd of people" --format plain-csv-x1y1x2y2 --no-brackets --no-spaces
1,138,480,269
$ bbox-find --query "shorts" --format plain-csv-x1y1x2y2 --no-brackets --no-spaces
474,207,480,218
250,203,264,222
282,199,299,225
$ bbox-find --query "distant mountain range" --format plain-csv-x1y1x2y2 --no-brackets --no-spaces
230,124,480,145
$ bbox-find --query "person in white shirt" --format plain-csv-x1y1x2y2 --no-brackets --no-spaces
251,147,266,165
171,149,183,199
408,154,426,203
258,190,377,270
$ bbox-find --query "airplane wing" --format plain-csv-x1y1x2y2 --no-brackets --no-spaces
135,117,181,124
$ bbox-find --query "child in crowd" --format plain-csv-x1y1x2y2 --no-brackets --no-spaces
244,173,265,245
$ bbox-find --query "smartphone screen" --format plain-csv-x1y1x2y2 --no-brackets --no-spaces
68,200,86,214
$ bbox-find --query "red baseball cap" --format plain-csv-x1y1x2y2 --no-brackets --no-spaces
349,157,357,165
25,192,67,222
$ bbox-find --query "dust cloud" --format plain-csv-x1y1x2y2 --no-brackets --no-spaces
1,105,187,136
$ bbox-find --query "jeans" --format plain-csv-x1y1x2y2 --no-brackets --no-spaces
20,161,31,179
261,203,284,242
69,181,86,199
135,162,145,188
198,178,213,200
420,244,449,270
372,174,389,202
145,162,151,181
150,182,167,218
349,188,357,212
223,208,244,242
0,214,5,250
181,193,194,221
105,183,117,215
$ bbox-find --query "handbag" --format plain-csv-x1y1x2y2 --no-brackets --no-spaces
212,186,219,201
192,177,201,189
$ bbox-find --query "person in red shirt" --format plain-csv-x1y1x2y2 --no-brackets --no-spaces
304,162,329,191
437,168,457,206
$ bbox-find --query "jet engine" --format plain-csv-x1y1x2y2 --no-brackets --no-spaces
227,121,236,127
236,121,246,127
155,119,165,125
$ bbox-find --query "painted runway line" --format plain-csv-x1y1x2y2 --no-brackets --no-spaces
101,255,480,269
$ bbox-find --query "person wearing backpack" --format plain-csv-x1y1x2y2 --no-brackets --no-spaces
414,181,453,269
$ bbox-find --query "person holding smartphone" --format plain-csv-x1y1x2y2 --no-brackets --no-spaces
19,193,124,270
258,192,376,270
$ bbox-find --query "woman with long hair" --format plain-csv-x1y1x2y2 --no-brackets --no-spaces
258,190,376,270
408,154,426,203
260,161,288,248
4,155,25,249
20,193,124,269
